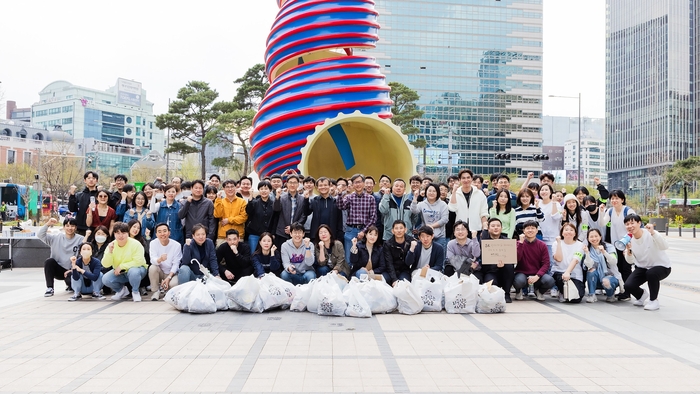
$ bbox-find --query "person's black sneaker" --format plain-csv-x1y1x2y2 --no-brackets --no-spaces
65,286,73,292
44,288,54,297
68,294,82,302
616,293,631,301
505,295,512,304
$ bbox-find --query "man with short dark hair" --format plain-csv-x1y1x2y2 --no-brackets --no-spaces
148,223,182,301
40,217,85,296
448,169,489,233
217,229,254,285
68,171,100,235
406,225,444,275
269,173,283,201
208,174,221,189
383,220,414,285
304,177,343,243
480,217,516,303
486,174,517,209
513,220,554,301
539,173,555,186
178,179,216,241
273,174,307,250
407,175,423,201
214,179,248,246
378,178,415,241
108,174,129,209
102,222,148,302
280,223,316,284
337,174,377,262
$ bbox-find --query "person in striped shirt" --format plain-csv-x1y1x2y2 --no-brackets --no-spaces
514,189,544,240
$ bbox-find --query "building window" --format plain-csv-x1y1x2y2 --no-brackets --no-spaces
63,118,73,125
48,108,61,115
66,95,73,99
149,122,153,129
7,150,16,165
62,105,73,113
34,110,48,117
126,116,133,124
23,152,32,164
149,132,153,140
136,116,141,125
102,100,112,104
126,128,133,135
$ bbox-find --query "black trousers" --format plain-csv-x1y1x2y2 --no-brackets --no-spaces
552,272,584,303
625,266,671,301
616,249,632,296
222,265,256,285
483,264,515,297
44,258,70,289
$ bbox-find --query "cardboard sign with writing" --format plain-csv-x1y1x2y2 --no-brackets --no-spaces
481,239,517,265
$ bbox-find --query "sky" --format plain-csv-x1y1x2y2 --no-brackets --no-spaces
0,0,605,119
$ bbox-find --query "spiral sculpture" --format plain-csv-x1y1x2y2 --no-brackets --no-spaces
251,0,415,180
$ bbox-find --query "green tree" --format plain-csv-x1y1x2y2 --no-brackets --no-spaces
156,81,234,180
206,109,256,176
389,81,426,152
233,64,270,110
661,156,700,206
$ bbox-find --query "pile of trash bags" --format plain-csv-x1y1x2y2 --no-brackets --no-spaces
164,265,507,316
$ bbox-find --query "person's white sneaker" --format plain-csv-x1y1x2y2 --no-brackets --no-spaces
558,293,566,303
535,290,545,301
111,287,129,301
132,291,142,302
586,294,598,303
632,289,649,306
151,291,159,301
644,299,660,311
515,292,524,301
550,288,559,298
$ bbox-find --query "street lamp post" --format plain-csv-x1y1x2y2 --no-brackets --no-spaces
549,93,582,186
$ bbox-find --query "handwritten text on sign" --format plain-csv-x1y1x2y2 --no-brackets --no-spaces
481,239,517,265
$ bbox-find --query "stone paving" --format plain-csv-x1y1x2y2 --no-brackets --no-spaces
0,236,699,393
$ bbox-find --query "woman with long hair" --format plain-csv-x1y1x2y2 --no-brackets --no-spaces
128,219,150,295
410,183,449,257
251,232,282,277
583,229,622,303
349,225,383,279
86,190,116,235
489,189,516,239
561,194,586,242
123,192,150,239
315,224,349,278
144,184,184,245
115,184,136,222
513,188,544,239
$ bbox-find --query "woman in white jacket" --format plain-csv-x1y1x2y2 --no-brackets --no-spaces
411,183,449,254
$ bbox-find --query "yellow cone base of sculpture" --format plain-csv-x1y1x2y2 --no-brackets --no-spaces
299,111,416,182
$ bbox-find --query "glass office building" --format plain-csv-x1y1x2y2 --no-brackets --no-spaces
606,0,696,193
364,0,543,178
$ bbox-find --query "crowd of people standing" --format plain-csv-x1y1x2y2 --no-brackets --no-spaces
41,168,671,311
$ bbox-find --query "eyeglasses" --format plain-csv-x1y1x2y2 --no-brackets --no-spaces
98,195,108,199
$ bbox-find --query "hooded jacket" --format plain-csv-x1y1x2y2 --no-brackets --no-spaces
378,193,416,240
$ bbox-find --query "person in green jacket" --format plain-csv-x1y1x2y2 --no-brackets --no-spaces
102,222,148,302
488,189,516,239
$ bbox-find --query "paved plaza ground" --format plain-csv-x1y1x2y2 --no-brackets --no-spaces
0,235,699,394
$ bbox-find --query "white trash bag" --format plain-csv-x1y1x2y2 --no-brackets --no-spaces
187,279,217,314
443,274,479,314
343,280,371,318
476,280,506,314
357,278,397,314
414,277,444,312
259,274,296,310
307,276,328,313
163,280,198,311
291,281,315,312
314,277,346,316
205,276,231,311
226,275,261,310
392,280,424,315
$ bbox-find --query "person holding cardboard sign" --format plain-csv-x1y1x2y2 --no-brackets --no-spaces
480,218,515,303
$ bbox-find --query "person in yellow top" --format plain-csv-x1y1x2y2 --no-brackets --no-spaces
213,179,248,246
102,221,148,302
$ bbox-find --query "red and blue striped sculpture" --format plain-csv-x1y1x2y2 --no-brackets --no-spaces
251,0,415,180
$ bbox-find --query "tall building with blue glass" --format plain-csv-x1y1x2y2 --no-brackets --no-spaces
606,0,697,195
363,0,543,178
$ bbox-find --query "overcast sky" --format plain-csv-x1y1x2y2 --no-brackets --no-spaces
1,0,604,119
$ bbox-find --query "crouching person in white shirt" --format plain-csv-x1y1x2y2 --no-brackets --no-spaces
148,223,183,301
623,214,672,311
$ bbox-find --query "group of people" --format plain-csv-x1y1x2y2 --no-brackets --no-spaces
42,168,672,311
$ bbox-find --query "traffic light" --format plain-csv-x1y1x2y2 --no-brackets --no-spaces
494,153,511,160
533,154,549,161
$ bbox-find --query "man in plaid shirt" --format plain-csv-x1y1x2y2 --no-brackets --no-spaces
336,174,377,263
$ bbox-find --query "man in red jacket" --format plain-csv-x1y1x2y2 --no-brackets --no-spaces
513,220,554,301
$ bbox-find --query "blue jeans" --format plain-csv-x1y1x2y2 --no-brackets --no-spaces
103,267,147,294
546,243,557,291
586,269,619,297
315,264,331,277
71,272,103,295
344,227,361,264
248,234,260,254
355,268,369,279
281,269,316,285
177,265,203,285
